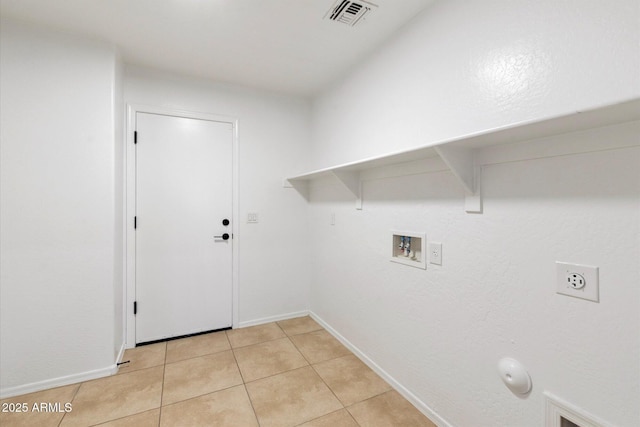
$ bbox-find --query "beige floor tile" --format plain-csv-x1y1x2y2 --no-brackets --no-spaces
162,350,242,405
234,337,308,382
226,323,286,348
165,331,230,363
313,355,391,406
0,383,79,427
246,366,342,427
94,408,160,426
290,330,351,364
60,366,163,427
277,316,322,336
160,385,258,426
117,342,166,375
4,320,432,427
297,409,360,427
347,390,437,427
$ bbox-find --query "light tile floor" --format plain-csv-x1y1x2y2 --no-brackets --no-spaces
0,317,437,427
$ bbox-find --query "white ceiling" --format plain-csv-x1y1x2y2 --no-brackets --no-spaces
0,0,434,96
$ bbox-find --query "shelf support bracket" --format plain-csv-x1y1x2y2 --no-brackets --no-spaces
434,145,482,213
283,178,310,201
332,170,362,210
463,166,482,213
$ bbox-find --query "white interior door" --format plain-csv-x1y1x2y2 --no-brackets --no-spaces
135,112,233,344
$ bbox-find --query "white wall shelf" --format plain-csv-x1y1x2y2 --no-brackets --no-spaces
285,98,640,212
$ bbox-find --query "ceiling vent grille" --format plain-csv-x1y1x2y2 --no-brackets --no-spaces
325,0,378,27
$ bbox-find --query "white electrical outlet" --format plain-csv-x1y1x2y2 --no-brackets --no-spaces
429,242,442,265
567,273,585,289
556,262,599,302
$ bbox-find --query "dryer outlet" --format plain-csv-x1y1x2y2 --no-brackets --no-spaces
556,262,599,302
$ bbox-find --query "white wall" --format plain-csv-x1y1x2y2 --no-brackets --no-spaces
309,0,640,171
124,66,311,327
113,52,125,360
307,0,640,426
0,19,311,394
0,19,124,394
309,126,640,427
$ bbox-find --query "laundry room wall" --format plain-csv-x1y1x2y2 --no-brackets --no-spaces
309,0,639,170
306,0,640,426
0,18,124,395
124,66,312,328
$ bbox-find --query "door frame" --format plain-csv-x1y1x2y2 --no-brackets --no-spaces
125,104,239,348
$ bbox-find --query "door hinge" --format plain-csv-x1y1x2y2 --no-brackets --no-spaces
134,216,137,229
134,301,137,315
134,131,138,144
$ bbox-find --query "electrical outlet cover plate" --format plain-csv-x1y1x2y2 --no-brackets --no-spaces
556,262,599,302
429,242,442,265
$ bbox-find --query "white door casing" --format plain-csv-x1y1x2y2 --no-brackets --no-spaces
125,105,238,347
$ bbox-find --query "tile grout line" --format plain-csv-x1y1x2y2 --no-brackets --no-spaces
88,409,158,426
227,330,262,426
270,320,379,420
287,335,313,366
248,318,344,426
274,321,286,335
228,334,287,350
292,407,363,427
146,332,258,419
164,331,233,365
158,341,168,427
280,321,351,423
242,383,262,427
62,365,168,426
14,318,409,426
57,383,82,427
227,332,248,385
308,362,346,411
286,336,313,375
238,328,353,386
160,335,300,408
289,331,353,366
158,351,245,409
342,389,407,425
164,346,231,366
243,364,311,389
158,384,248,409
306,350,397,425
345,408,362,427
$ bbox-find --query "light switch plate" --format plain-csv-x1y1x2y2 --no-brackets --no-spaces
247,213,259,223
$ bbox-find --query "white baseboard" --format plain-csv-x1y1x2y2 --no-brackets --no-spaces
3,312,451,427
1,342,127,399
1,365,113,399
309,311,453,427
112,341,127,375
237,310,310,328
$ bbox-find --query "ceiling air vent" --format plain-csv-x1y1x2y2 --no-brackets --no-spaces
325,0,378,27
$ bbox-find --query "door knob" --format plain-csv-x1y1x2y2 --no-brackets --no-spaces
214,233,230,240
222,219,230,226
